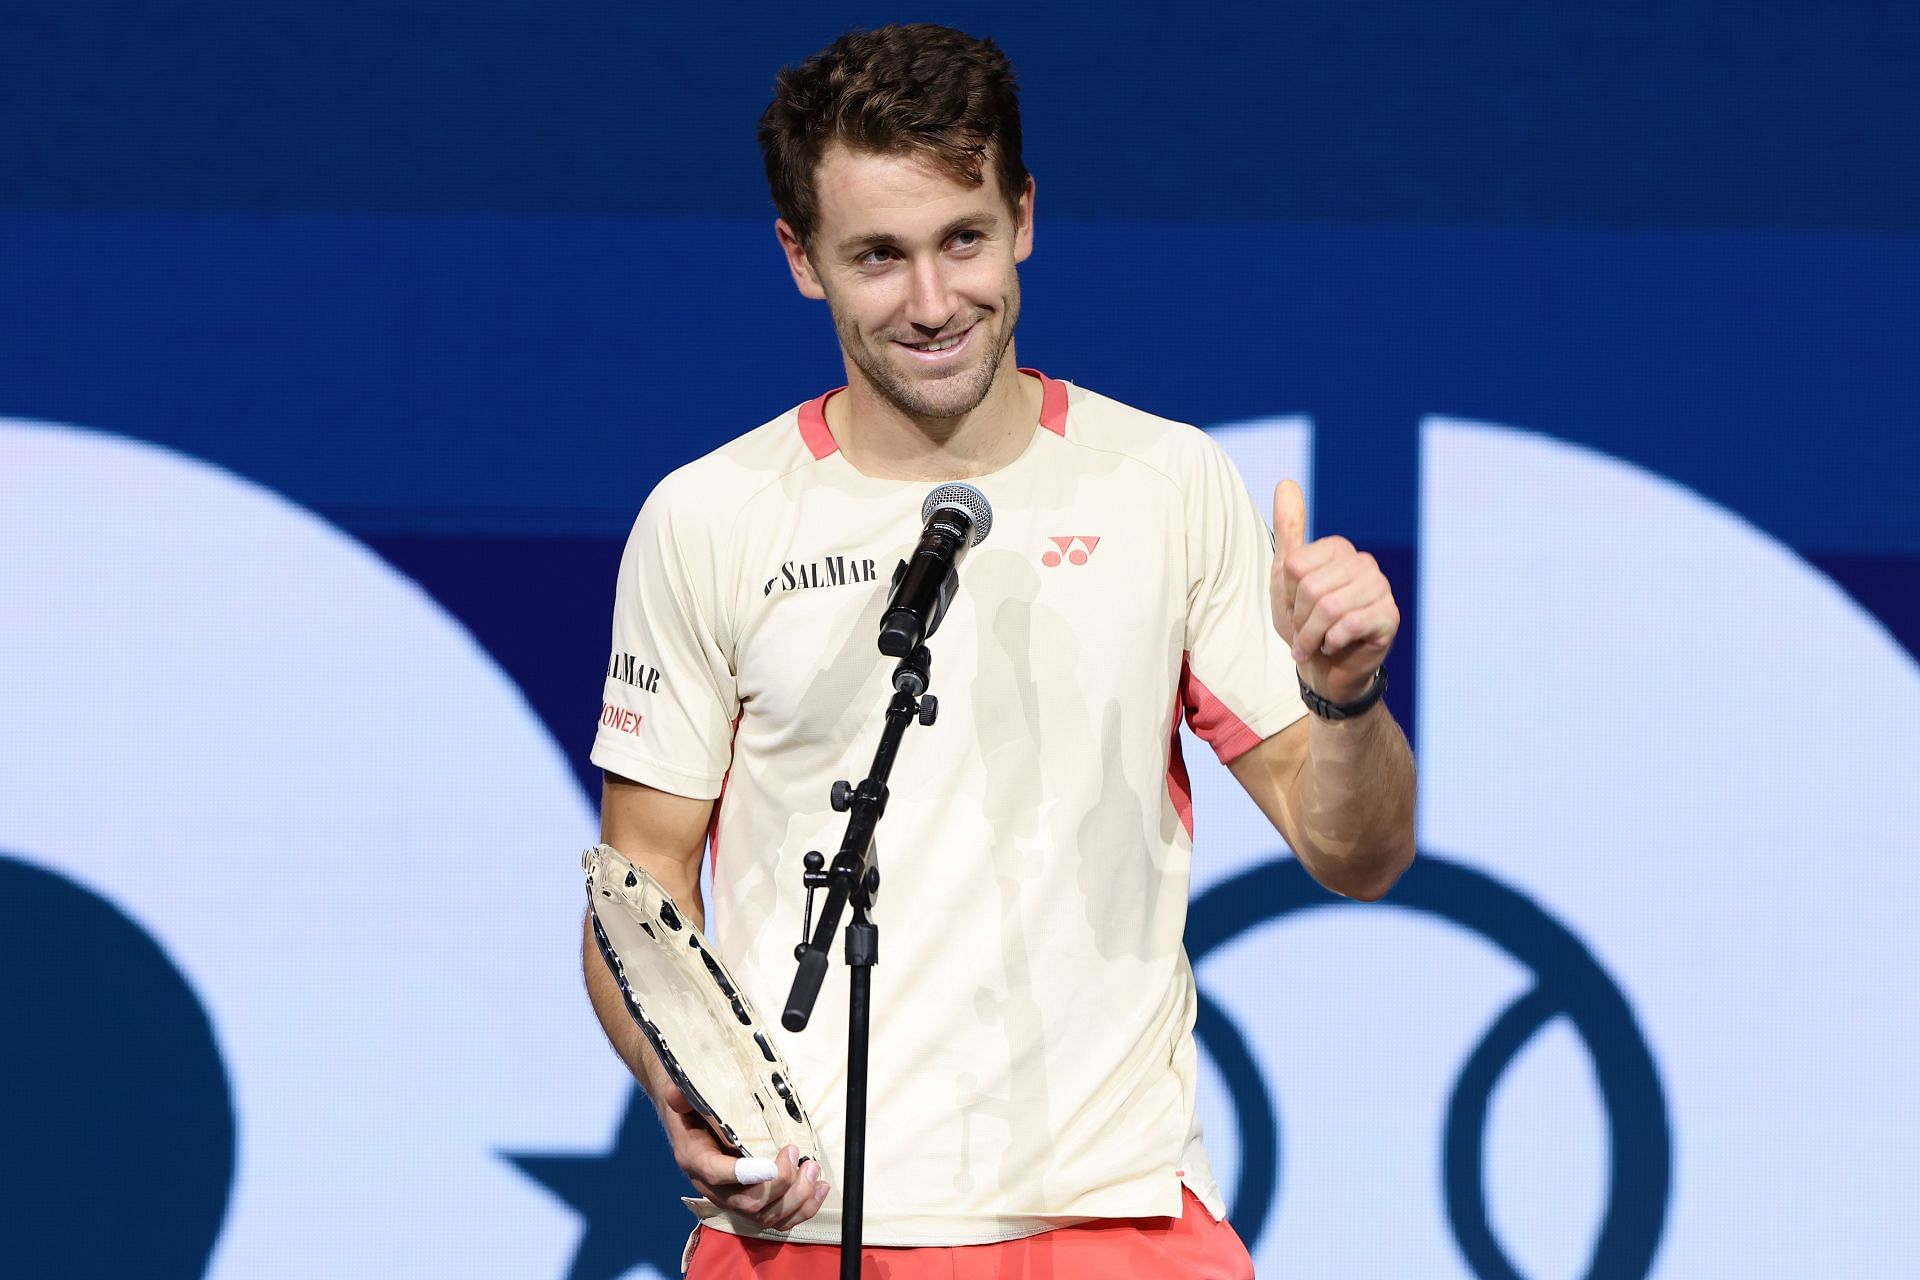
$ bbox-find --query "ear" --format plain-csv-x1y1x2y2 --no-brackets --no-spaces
775,219,827,301
1012,175,1036,265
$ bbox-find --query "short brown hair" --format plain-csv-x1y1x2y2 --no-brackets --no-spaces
758,24,1028,246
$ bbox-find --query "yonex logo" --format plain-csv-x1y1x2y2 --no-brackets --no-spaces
1041,535,1100,567
599,703,644,737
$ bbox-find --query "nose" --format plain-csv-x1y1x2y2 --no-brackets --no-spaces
904,256,958,335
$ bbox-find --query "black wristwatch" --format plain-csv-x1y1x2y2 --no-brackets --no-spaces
1299,669,1387,721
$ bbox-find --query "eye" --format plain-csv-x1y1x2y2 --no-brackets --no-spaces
856,246,898,267
950,230,983,251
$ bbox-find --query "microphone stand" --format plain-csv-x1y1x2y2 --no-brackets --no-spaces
782,642,937,1280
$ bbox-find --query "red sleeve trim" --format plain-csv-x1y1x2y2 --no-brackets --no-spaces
1179,653,1263,764
1166,687,1195,841
797,389,843,460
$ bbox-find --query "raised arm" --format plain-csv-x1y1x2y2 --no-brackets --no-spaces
1227,480,1416,900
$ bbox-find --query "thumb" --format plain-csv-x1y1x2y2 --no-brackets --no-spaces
1273,479,1307,556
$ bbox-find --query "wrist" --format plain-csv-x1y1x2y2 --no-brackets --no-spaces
1298,668,1387,722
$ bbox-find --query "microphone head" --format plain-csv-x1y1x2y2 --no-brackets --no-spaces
922,482,993,547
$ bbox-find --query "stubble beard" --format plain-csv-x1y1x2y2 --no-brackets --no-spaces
836,280,1022,425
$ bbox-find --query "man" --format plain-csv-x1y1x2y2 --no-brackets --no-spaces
584,24,1415,1277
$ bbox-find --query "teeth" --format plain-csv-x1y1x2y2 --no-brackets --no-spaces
911,335,961,352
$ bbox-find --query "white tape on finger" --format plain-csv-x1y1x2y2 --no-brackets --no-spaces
734,1157,778,1186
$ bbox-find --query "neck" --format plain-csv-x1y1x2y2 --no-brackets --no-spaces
829,353,1042,481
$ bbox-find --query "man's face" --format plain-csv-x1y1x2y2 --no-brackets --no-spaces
778,144,1035,422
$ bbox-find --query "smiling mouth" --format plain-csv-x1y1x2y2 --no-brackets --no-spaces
897,324,976,355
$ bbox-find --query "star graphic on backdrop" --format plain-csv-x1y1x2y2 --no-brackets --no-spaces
505,1086,689,1280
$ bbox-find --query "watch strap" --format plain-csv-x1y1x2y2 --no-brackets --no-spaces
1299,668,1387,721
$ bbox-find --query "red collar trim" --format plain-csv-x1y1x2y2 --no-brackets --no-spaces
796,389,840,461
1025,368,1068,437
794,370,1067,460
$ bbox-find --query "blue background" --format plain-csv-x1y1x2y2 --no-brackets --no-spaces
3,3,1916,1275
5,2,1916,804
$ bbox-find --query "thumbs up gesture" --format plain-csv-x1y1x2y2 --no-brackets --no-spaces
1271,479,1400,706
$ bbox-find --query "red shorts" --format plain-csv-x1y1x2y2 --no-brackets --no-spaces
682,1188,1255,1278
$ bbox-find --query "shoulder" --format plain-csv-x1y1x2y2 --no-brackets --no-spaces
636,399,827,539
1051,379,1239,491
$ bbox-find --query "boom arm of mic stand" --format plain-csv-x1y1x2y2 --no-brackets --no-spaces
782,645,934,1032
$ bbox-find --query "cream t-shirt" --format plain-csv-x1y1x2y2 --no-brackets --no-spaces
591,371,1305,1245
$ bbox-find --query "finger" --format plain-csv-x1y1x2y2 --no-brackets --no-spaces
772,1163,830,1231
749,1146,813,1229
734,1156,778,1185
1282,534,1356,598
737,1145,801,1218
684,1145,752,1192
1322,598,1400,655
1272,502,1336,641
1289,551,1365,637
766,1156,830,1231
1293,579,1379,664
769,1181,830,1231
700,1159,792,1219
1270,554,1297,645
676,1123,758,1193
661,1099,722,1147
1273,479,1307,558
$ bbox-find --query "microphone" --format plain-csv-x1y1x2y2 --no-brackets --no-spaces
878,483,993,657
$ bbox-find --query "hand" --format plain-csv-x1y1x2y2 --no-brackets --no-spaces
655,1080,829,1231
1271,479,1399,705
